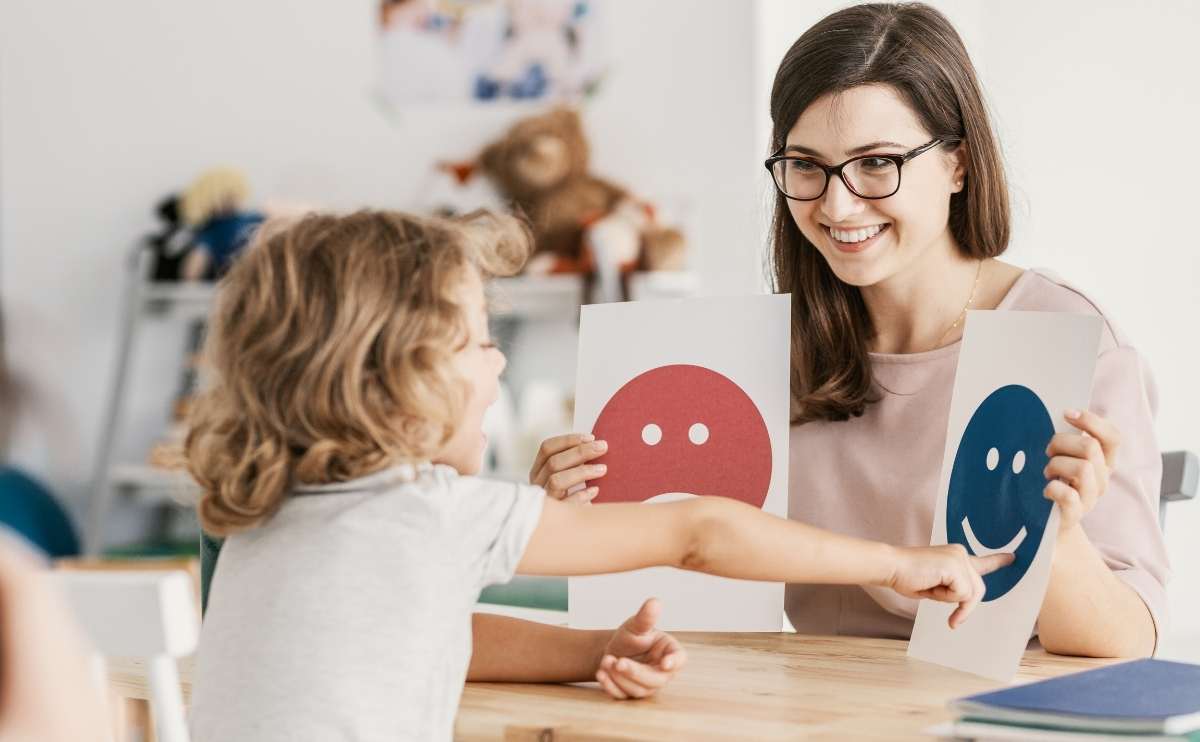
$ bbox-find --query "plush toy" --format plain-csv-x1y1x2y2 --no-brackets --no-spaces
143,194,194,282
477,107,685,298
179,167,265,281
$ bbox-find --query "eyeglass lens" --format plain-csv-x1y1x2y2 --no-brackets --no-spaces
771,156,900,200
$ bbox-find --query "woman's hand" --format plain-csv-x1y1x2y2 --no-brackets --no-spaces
529,433,608,503
594,598,687,700
886,545,1013,629
1044,409,1121,533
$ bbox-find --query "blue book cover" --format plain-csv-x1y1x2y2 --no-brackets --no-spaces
953,659,1200,735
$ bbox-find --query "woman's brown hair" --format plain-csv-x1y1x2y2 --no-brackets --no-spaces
769,2,1010,423
185,209,530,536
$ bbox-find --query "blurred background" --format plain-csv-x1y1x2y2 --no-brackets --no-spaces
1,0,1196,658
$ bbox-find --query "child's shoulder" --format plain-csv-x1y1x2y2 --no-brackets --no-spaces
278,465,544,535
387,466,545,529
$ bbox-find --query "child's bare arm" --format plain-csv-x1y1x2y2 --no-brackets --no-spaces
519,497,1012,627
519,496,894,581
468,613,607,683
468,600,687,699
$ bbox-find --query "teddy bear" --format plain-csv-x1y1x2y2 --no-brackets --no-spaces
475,107,685,299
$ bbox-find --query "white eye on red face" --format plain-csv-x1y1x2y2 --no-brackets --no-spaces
639,422,710,446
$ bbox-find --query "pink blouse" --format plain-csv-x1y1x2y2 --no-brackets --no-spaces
785,269,1170,644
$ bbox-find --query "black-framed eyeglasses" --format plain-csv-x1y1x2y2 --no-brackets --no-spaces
764,138,959,201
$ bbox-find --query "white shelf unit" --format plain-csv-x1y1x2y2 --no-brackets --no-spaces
86,253,215,553
108,463,201,507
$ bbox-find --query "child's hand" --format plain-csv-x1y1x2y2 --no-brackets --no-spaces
594,598,687,700
1044,409,1120,534
887,545,1014,629
529,433,608,504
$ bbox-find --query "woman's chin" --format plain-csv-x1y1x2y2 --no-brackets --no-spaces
823,248,901,288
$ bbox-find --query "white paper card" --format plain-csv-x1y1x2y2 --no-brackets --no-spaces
568,294,790,631
908,310,1103,681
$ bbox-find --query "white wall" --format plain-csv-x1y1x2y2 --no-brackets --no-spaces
983,0,1200,660
4,0,1195,654
755,0,1200,658
0,1,759,527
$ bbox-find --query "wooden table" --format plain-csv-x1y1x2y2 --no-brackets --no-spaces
109,633,1113,741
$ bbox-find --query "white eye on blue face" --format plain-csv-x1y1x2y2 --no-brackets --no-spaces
986,447,999,470
1012,450,1026,474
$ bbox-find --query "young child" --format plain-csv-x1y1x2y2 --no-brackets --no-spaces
186,209,1008,741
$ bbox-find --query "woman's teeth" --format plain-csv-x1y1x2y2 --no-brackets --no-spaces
829,224,886,243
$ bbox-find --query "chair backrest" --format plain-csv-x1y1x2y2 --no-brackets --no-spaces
52,570,199,742
1160,450,1199,531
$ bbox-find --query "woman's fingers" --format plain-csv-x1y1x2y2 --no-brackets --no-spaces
1045,478,1084,526
542,465,607,500
564,486,600,505
1043,454,1091,489
1063,409,1120,467
1046,430,1107,517
1046,432,1105,468
548,439,607,474
1045,455,1098,506
529,433,594,484
534,440,607,487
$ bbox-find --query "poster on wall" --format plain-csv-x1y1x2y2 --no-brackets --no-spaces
907,310,1103,681
376,0,607,108
568,295,790,631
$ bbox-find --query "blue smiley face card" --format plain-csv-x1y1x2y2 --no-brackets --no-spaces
908,310,1103,682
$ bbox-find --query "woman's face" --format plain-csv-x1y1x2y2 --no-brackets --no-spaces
782,84,965,288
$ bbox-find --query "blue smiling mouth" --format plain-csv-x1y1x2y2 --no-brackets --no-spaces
961,515,1027,557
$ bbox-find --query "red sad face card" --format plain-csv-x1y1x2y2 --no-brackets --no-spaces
588,364,771,508
569,295,790,631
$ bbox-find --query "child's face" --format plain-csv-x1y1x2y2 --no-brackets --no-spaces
435,267,507,475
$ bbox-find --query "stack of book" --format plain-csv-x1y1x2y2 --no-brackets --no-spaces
938,659,1200,741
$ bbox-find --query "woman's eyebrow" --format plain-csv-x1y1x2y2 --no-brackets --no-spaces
783,143,825,158
783,140,907,158
846,140,907,155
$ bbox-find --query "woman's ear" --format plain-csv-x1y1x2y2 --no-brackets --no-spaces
949,141,968,194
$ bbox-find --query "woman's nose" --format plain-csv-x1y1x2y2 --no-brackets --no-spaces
819,174,865,222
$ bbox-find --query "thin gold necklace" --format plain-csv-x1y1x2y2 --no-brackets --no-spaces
931,259,984,351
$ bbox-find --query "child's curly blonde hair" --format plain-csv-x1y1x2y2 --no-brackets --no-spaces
185,209,530,536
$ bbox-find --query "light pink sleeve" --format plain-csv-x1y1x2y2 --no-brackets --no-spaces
1082,343,1171,649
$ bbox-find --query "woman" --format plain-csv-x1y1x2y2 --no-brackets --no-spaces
534,2,1168,657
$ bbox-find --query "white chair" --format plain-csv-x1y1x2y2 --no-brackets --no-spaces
52,570,199,742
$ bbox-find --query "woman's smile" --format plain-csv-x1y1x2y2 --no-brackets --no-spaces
824,222,891,254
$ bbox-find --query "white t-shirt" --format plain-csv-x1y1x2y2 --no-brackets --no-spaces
189,463,545,741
